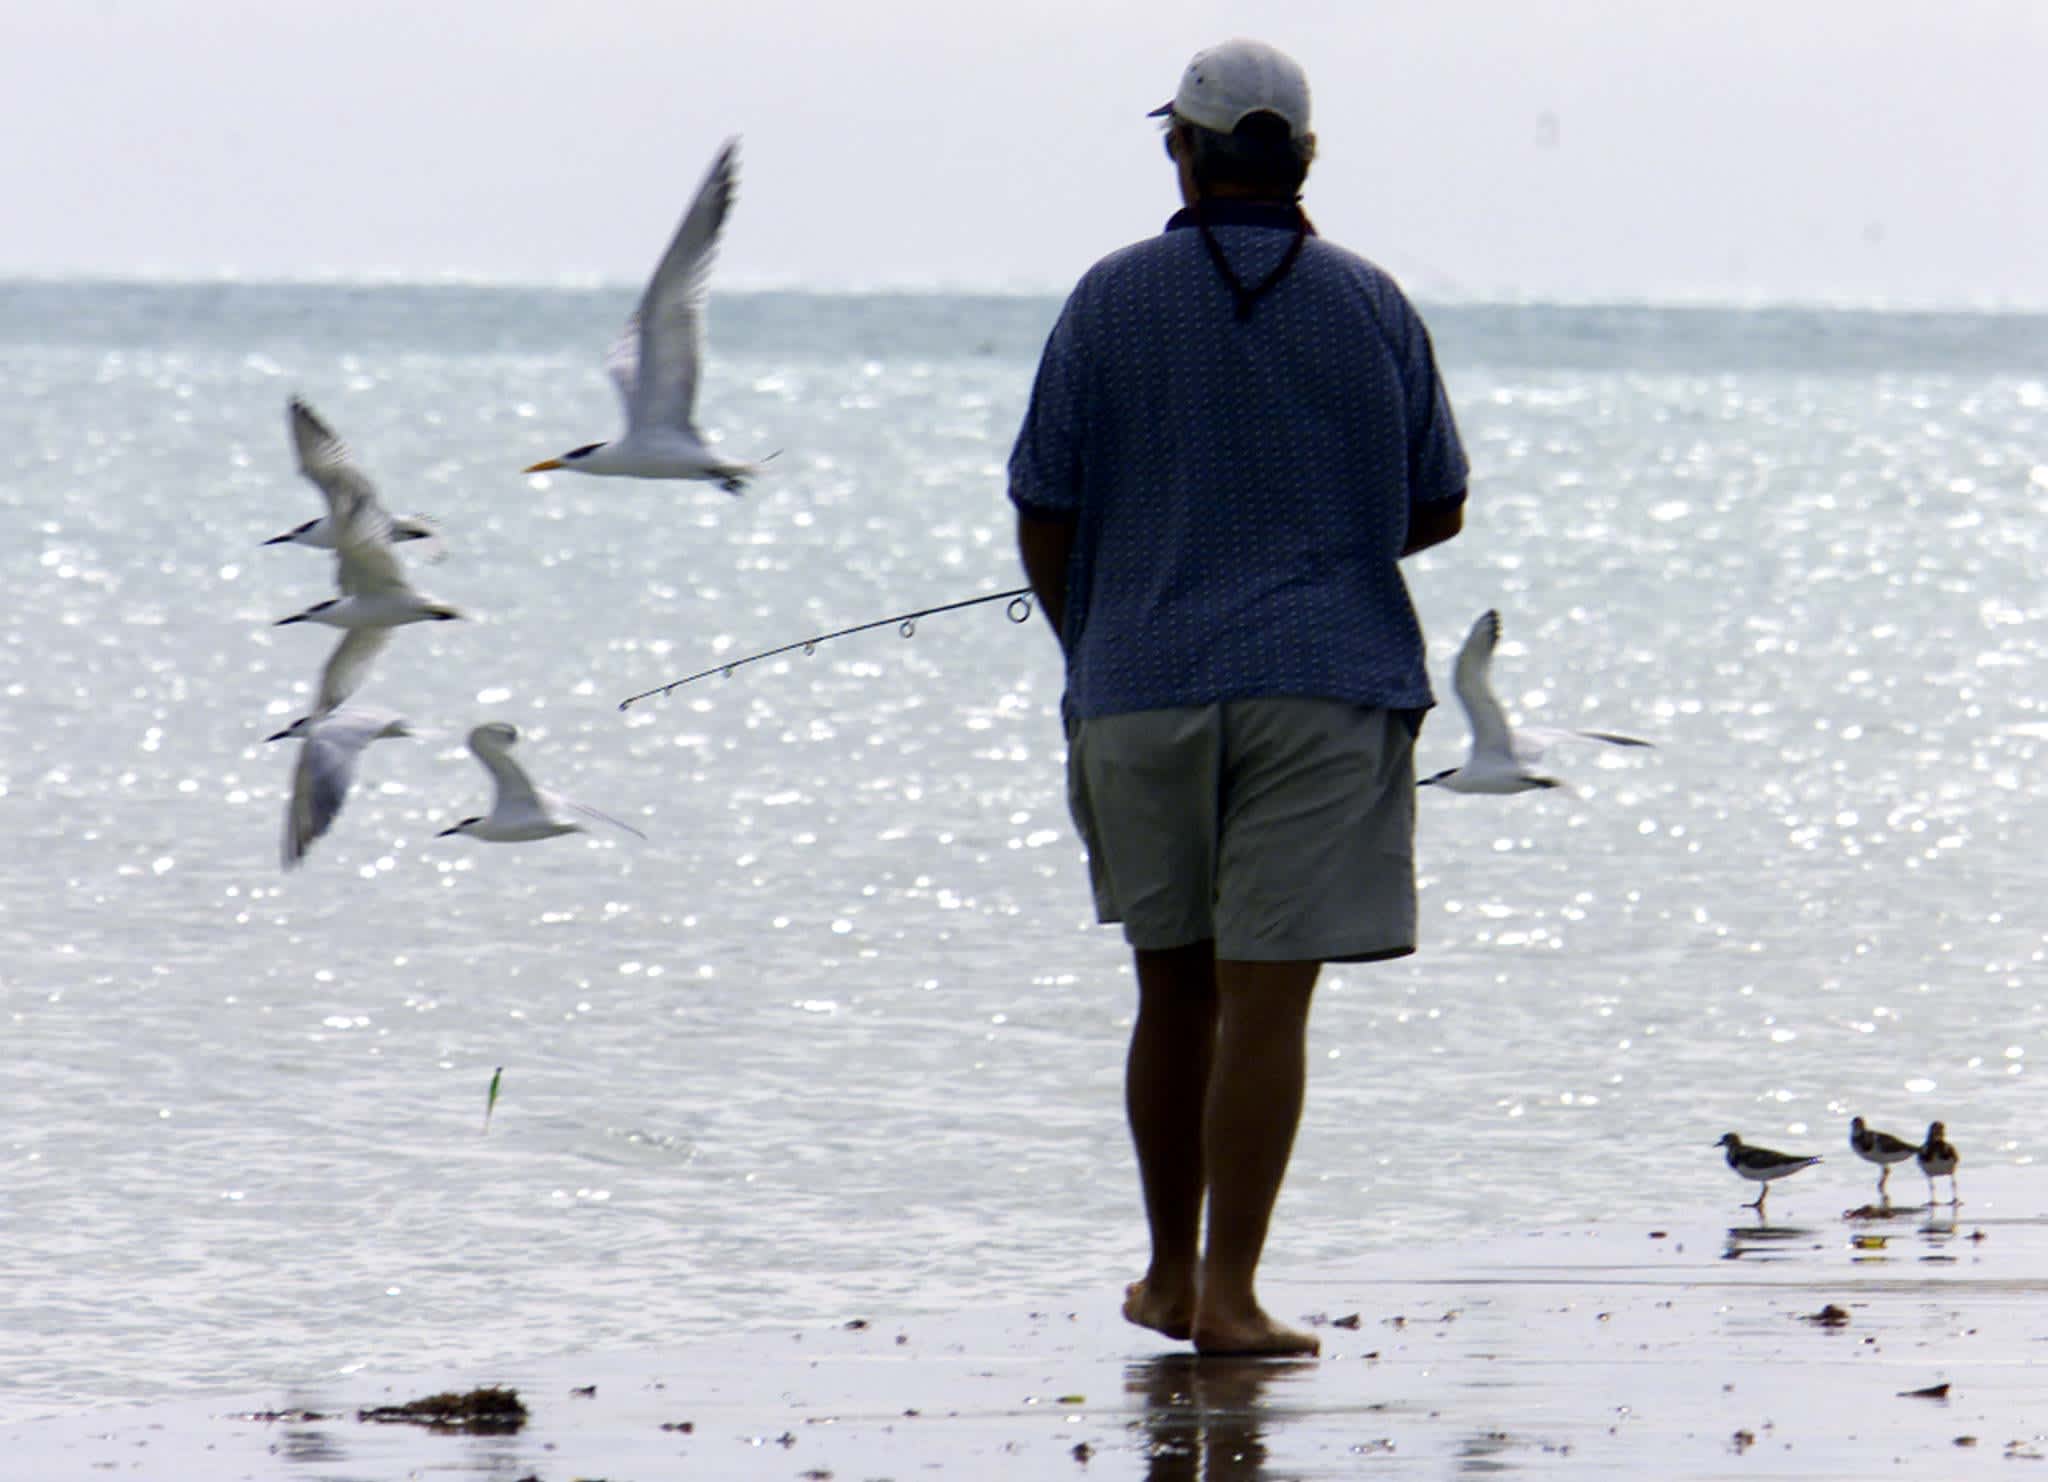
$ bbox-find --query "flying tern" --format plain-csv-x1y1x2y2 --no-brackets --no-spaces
266,398,441,553
267,628,396,742
523,138,769,490
437,722,645,844
272,421,464,630
269,706,415,870
1420,609,1652,793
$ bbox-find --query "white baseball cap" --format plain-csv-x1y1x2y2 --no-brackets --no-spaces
1147,39,1311,139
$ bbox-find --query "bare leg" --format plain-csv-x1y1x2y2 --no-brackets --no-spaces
1193,959,1321,1357
1122,941,1218,1341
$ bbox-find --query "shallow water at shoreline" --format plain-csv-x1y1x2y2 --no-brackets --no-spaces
9,1178,2041,1478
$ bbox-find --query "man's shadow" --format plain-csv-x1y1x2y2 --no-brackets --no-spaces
1125,1353,1317,1481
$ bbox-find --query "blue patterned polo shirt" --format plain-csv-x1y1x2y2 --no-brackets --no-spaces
1009,201,1468,720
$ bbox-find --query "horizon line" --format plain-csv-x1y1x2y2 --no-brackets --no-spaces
2,270,2045,317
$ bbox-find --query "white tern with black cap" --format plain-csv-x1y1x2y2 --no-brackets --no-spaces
524,138,772,492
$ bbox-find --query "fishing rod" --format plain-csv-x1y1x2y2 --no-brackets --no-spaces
618,586,1037,710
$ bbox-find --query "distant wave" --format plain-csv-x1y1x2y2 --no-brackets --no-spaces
5,268,2045,316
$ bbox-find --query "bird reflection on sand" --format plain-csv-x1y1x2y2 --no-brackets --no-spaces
1722,1222,1819,1259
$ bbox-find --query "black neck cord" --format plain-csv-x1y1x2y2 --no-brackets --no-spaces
1195,201,1311,322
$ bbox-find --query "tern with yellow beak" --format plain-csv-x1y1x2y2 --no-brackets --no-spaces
524,137,768,491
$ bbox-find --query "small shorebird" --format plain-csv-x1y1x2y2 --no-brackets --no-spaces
523,138,770,491
266,397,440,552
1716,1132,1821,1216
1917,1121,1960,1206
437,722,645,845
1848,1116,1920,1203
1420,609,1653,793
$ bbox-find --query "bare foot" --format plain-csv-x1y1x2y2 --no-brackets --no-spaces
1192,1302,1321,1357
1123,1277,1195,1341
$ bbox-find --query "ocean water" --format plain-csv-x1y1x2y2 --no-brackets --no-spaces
2,282,2044,1422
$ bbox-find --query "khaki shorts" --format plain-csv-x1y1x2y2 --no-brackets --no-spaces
1065,699,1419,963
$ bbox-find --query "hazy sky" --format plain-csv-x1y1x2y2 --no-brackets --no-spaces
6,0,2044,304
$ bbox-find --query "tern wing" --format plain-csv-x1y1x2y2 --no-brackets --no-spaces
331,488,408,598
561,796,647,840
1570,728,1654,749
288,398,380,515
1516,725,1655,763
283,719,378,869
393,513,448,563
604,313,644,423
620,138,738,440
1451,609,1514,762
313,627,393,715
469,722,544,813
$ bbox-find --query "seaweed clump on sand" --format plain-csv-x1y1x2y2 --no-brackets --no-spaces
357,1386,528,1434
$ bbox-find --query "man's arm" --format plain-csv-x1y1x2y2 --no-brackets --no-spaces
1015,508,1075,647
1402,496,1464,558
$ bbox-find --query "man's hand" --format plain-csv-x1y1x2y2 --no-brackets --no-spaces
1016,509,1075,645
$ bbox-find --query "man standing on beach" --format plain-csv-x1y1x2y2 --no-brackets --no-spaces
1010,39,1468,1356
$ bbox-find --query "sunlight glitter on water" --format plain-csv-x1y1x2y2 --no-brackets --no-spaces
3,288,2045,1420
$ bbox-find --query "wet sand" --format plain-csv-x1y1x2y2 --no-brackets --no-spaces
11,1171,2042,1480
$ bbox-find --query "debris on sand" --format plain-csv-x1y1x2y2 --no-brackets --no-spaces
1799,1304,1852,1326
356,1386,527,1434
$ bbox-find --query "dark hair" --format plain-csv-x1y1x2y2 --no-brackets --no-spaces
1180,112,1314,197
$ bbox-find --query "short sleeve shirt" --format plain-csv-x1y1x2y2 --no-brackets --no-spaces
1009,202,1468,720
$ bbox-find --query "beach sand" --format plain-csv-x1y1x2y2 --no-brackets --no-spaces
10,1171,2040,1480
